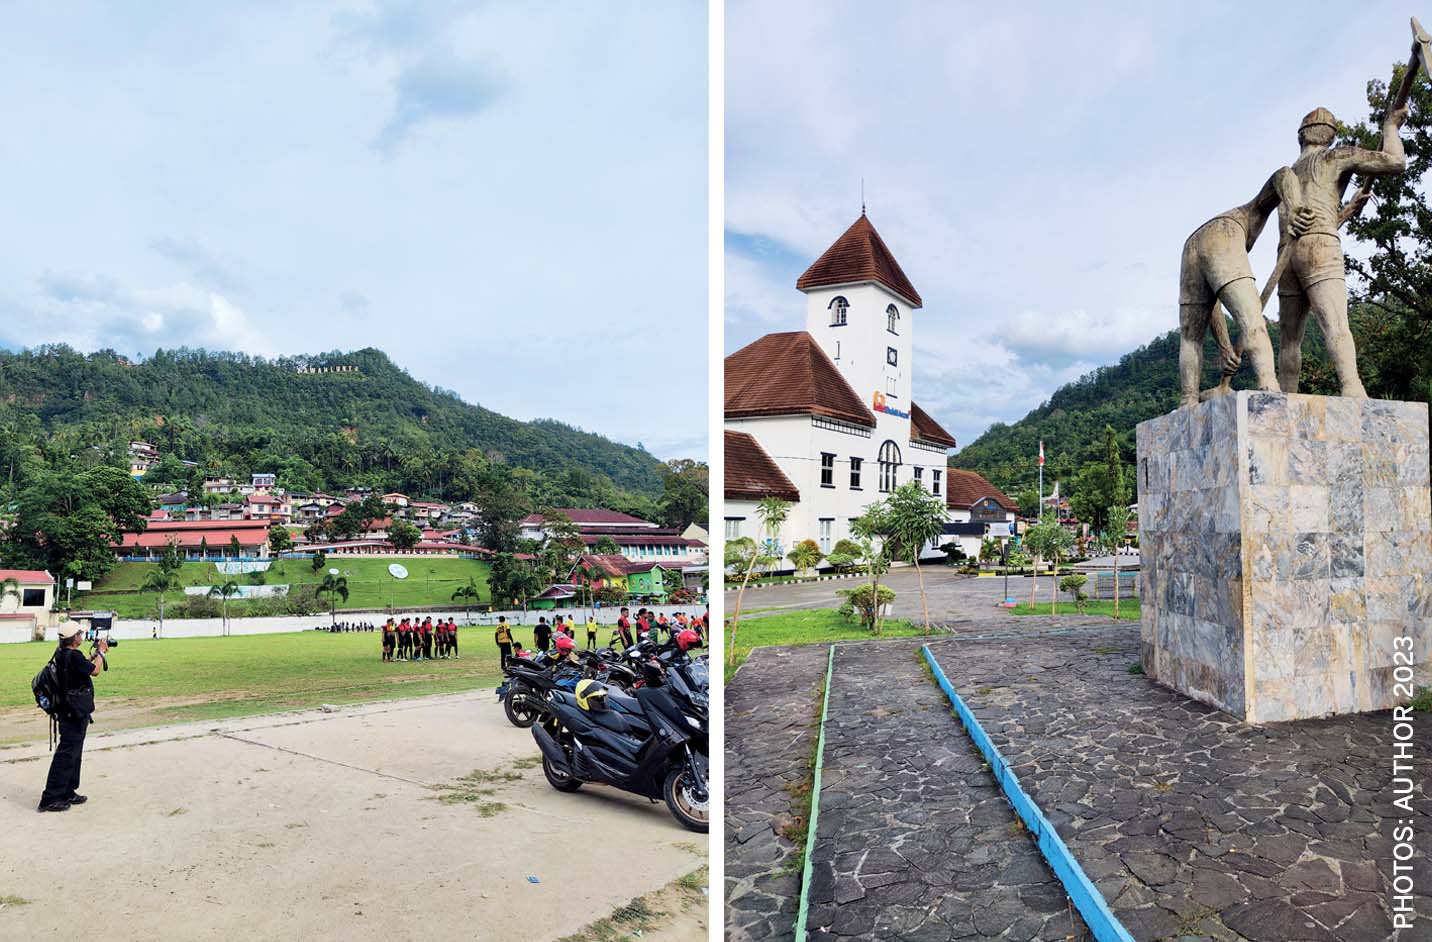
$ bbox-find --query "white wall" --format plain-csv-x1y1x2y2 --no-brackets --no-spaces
11,604,706,644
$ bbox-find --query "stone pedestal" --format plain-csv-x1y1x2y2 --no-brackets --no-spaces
1136,392,1431,723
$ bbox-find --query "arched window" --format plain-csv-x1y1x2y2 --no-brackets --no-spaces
829,296,849,326
886,304,900,334
878,440,901,492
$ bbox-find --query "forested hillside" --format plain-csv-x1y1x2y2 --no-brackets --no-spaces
0,346,664,499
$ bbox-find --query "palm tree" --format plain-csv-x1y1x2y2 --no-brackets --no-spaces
886,481,949,634
727,496,789,665
142,569,181,638
451,578,480,624
318,573,349,626
207,580,241,636
0,577,19,611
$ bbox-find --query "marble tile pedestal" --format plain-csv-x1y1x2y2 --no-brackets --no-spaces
1135,392,1431,723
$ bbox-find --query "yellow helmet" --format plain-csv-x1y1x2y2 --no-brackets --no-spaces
575,679,610,711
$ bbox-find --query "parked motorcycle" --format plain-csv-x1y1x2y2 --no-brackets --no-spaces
530,631,709,831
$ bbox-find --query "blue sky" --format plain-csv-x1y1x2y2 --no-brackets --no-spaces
726,0,1420,452
0,1,707,460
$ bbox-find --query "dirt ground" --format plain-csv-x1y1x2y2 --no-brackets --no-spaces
0,691,708,941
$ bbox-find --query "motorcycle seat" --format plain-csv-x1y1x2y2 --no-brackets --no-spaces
607,690,643,715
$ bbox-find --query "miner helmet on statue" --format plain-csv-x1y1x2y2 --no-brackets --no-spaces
1298,107,1338,146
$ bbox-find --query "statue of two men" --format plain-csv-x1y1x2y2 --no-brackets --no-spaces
1178,103,1409,408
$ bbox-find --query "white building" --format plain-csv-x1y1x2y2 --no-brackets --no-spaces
724,213,959,562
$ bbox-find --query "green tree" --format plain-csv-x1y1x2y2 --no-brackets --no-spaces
885,481,948,634
593,536,621,556
1023,517,1075,613
787,538,823,575
451,578,481,623
311,548,328,573
142,569,181,637
658,459,709,530
207,579,241,635
229,535,242,560
388,519,422,551
318,572,349,625
160,538,184,576
850,504,894,634
1107,502,1133,619
472,464,529,553
268,526,293,555
661,567,684,598
2,466,151,583
727,497,789,664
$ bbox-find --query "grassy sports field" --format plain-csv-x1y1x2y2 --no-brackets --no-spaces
0,621,570,744
75,557,493,619
725,608,922,681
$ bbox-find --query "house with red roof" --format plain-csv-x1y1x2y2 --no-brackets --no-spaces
942,468,1021,559
724,212,957,565
114,519,273,560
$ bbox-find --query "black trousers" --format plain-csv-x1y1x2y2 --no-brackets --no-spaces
587,633,597,650
42,714,88,806
498,643,512,667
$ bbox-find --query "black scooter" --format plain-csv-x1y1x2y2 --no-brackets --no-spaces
530,662,709,832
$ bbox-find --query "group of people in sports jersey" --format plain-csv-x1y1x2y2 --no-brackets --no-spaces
380,616,461,662
493,606,709,667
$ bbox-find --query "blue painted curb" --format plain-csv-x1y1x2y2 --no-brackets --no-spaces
921,645,1135,942
793,643,836,942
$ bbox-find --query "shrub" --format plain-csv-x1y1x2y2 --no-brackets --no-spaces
940,542,968,566
1059,574,1090,613
836,583,896,631
788,539,823,574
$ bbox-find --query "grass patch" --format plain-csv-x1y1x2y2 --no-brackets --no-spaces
427,761,533,816
1128,663,1144,675
777,667,829,879
726,607,923,680
76,557,494,618
1409,686,1432,712
1005,598,1140,620
557,867,707,942
0,895,31,907
0,627,535,742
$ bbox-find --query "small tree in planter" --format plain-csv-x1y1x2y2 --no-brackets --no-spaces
849,503,894,634
1022,516,1072,611
886,481,948,635
837,583,897,630
787,539,823,576
1059,573,1090,614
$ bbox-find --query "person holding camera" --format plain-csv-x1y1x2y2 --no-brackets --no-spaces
39,624,107,813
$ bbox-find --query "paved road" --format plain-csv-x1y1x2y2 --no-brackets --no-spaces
729,567,1062,623
0,693,706,941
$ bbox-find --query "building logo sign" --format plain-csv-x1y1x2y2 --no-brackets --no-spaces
872,391,910,419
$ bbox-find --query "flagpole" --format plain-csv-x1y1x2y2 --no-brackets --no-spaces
1038,440,1044,519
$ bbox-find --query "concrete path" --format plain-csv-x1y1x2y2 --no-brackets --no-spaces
808,640,1085,941
0,692,706,941
725,643,833,942
931,628,1432,942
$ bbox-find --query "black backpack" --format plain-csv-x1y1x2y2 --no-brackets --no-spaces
32,649,62,716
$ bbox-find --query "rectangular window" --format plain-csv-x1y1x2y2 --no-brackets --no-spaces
849,457,862,489
21,588,44,607
914,467,923,484
885,376,898,399
933,469,942,495
818,518,833,554
820,452,835,487
886,346,898,367
724,518,743,541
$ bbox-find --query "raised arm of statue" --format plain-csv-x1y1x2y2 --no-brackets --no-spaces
1332,103,1410,177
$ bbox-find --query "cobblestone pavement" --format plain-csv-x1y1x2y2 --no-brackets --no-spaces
929,627,1432,942
807,640,1087,942
726,643,833,942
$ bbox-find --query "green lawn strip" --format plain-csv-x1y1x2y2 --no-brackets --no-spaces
0,623,566,738
725,608,924,682
75,557,493,618
1005,598,1141,621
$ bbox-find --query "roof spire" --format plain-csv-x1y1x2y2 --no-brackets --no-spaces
861,177,865,215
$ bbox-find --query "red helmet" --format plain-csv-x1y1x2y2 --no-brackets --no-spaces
676,629,702,652
554,634,576,654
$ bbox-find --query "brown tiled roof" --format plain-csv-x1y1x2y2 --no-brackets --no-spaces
796,214,922,307
724,430,800,503
725,331,875,427
910,402,957,448
945,468,1019,512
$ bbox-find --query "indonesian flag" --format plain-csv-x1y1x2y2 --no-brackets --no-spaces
1038,440,1045,466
